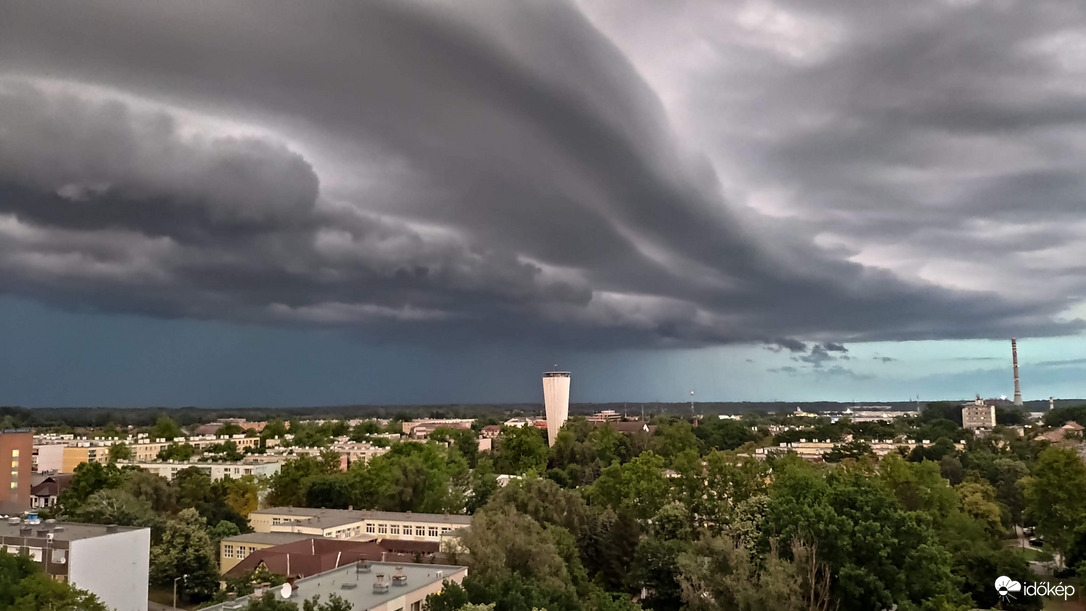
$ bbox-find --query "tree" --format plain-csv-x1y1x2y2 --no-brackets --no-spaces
1024,446,1086,559
431,427,480,468
267,454,342,507
150,508,219,603
157,442,197,461
70,489,161,532
150,415,183,440
587,451,670,519
676,536,833,611
822,440,872,463
223,475,264,517
122,469,177,513
217,422,245,436
0,549,108,611
493,426,548,475
57,461,126,514
107,442,133,462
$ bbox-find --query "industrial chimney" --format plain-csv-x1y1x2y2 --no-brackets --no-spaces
1011,338,1023,406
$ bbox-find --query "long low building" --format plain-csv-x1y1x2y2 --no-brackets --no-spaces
117,458,282,481
250,507,471,545
220,532,320,573
203,561,467,611
754,438,965,461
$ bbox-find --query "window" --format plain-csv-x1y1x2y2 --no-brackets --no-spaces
249,546,257,555
11,450,18,458
9,482,16,489
27,547,42,562
10,460,17,469
51,549,66,564
415,526,425,536
441,527,451,533
272,518,281,525
412,602,422,611
365,524,375,534
390,525,400,535
378,524,387,534
224,545,234,558
428,527,438,538
402,524,411,534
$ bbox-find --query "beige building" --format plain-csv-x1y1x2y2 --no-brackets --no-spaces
1,430,33,514
202,561,467,611
218,532,314,573
250,507,471,545
755,438,966,461
962,398,997,430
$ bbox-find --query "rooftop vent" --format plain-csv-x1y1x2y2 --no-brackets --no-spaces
392,566,407,586
356,562,372,573
373,574,389,594
341,582,357,590
7,517,20,525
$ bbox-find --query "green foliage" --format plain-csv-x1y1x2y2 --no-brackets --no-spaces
1024,446,1086,557
157,442,198,461
693,419,759,451
1044,404,1086,427
823,439,873,463
267,454,343,507
107,441,133,462
0,550,108,611
216,422,245,436
150,415,183,440
70,488,162,532
587,451,670,519
150,508,220,603
431,426,480,468
493,426,548,475
57,461,127,514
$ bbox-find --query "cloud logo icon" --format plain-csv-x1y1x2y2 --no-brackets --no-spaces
995,576,1022,598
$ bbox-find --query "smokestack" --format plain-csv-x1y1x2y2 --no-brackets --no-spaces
1012,338,1023,406
1049,396,1055,411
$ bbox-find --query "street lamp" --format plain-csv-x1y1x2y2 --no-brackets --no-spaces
173,574,188,609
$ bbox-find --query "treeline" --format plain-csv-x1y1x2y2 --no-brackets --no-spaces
423,420,1086,611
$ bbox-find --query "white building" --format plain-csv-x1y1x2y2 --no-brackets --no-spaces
542,371,571,446
119,458,282,481
0,519,150,611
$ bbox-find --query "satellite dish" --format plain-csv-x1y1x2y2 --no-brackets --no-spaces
280,583,291,599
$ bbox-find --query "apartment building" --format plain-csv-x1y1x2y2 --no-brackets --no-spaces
0,518,150,611
754,438,966,461
250,507,471,544
962,398,997,430
118,458,282,481
202,561,467,611
0,429,33,514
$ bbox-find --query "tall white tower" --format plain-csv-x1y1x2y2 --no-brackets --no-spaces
542,371,571,446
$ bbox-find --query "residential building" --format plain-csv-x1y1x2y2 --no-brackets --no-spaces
32,443,65,473
587,410,621,423
754,438,966,462
962,397,997,430
118,458,282,481
250,507,471,545
30,473,73,510
0,429,33,514
0,519,150,611
202,561,467,611
219,532,315,573
401,419,474,439
1042,421,1085,444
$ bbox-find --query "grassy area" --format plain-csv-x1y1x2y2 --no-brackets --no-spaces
1014,546,1054,562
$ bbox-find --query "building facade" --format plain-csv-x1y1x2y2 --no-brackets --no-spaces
0,429,33,514
118,458,282,481
219,532,315,573
250,507,470,545
962,398,997,430
0,519,150,611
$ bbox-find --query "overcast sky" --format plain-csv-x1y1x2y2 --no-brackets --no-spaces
1,0,1085,406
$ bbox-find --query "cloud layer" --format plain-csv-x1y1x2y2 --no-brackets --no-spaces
0,0,1082,349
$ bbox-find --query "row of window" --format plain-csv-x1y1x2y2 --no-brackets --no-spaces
363,523,451,538
3,545,66,564
222,544,259,559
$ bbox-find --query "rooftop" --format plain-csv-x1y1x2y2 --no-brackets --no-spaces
222,532,316,546
253,507,472,525
0,520,144,542
204,561,467,611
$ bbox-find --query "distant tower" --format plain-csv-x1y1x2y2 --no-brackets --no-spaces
542,371,571,446
1011,338,1023,406
1049,396,1055,411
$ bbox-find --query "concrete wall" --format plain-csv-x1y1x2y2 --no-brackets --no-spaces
34,444,65,473
69,528,150,611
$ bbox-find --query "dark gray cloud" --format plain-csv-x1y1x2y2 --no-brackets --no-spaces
0,0,1081,348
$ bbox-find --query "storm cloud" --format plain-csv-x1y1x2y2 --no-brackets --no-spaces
0,0,1082,349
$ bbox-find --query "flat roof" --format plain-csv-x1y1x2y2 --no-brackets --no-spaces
253,507,472,525
0,521,144,542
222,532,315,546
203,561,467,611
